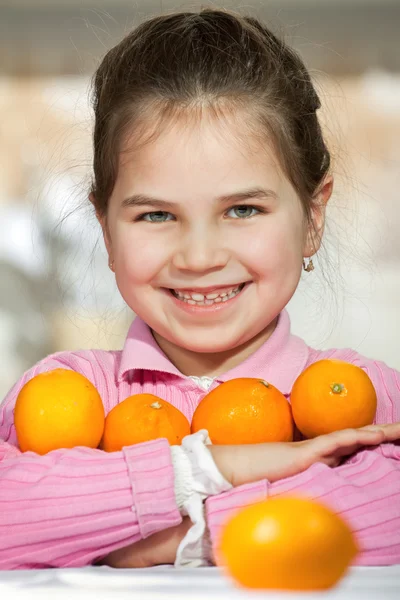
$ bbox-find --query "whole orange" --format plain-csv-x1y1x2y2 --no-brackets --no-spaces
217,496,358,591
290,359,377,438
191,378,294,444
101,394,190,452
14,369,105,455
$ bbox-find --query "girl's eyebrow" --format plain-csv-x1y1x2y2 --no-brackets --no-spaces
121,187,278,209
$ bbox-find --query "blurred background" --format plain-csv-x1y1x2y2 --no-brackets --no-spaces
1,0,399,397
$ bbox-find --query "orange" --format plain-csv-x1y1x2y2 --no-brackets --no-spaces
290,359,377,438
101,394,190,452
217,495,358,591
14,369,105,455
191,378,294,444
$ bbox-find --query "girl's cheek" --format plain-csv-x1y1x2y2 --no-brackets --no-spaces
239,228,286,268
118,233,171,281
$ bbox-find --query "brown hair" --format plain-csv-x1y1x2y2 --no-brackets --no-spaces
90,8,330,226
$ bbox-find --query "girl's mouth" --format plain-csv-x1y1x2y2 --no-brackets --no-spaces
168,282,248,307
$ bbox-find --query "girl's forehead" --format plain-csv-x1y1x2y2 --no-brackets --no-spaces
119,116,285,188
111,114,302,214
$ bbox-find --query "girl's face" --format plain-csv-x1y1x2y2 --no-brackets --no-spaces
101,113,330,356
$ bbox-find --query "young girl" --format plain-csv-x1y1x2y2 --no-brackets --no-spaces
1,9,399,571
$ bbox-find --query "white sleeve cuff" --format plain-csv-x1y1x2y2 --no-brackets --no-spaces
170,444,194,510
170,429,232,567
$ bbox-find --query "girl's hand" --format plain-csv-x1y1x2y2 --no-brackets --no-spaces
97,516,192,568
209,422,400,487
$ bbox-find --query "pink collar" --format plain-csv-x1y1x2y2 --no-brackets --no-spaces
117,309,309,395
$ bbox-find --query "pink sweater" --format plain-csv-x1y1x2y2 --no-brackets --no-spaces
0,309,399,569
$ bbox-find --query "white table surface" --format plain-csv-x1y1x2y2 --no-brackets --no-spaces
1,565,400,600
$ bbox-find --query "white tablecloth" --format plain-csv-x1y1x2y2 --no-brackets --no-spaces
1,565,400,600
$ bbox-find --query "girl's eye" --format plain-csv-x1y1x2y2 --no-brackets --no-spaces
226,205,262,219
136,205,264,222
138,211,174,223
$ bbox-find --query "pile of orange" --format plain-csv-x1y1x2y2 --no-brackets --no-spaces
192,359,377,443
217,495,359,591
14,369,190,454
14,358,377,455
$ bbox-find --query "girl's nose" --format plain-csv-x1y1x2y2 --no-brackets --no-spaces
172,227,229,273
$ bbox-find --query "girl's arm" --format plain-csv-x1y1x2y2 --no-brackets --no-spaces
98,425,400,568
206,442,400,565
206,358,400,566
0,357,182,570
0,438,181,570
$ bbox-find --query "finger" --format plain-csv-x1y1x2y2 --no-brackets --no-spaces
359,423,400,442
317,428,386,458
329,427,385,445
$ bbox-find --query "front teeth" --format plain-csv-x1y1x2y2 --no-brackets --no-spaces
173,284,243,305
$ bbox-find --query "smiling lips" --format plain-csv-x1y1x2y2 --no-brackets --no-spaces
171,283,246,306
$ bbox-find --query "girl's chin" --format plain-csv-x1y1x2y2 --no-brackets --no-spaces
177,342,238,354
161,329,252,355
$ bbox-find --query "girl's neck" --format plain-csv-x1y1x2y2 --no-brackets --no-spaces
151,317,278,379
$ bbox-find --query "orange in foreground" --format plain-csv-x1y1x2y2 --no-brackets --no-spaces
291,359,377,438
101,394,190,452
191,378,294,444
14,369,105,455
217,496,358,591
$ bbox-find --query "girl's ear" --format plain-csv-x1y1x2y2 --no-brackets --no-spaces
89,192,113,256
304,174,334,256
